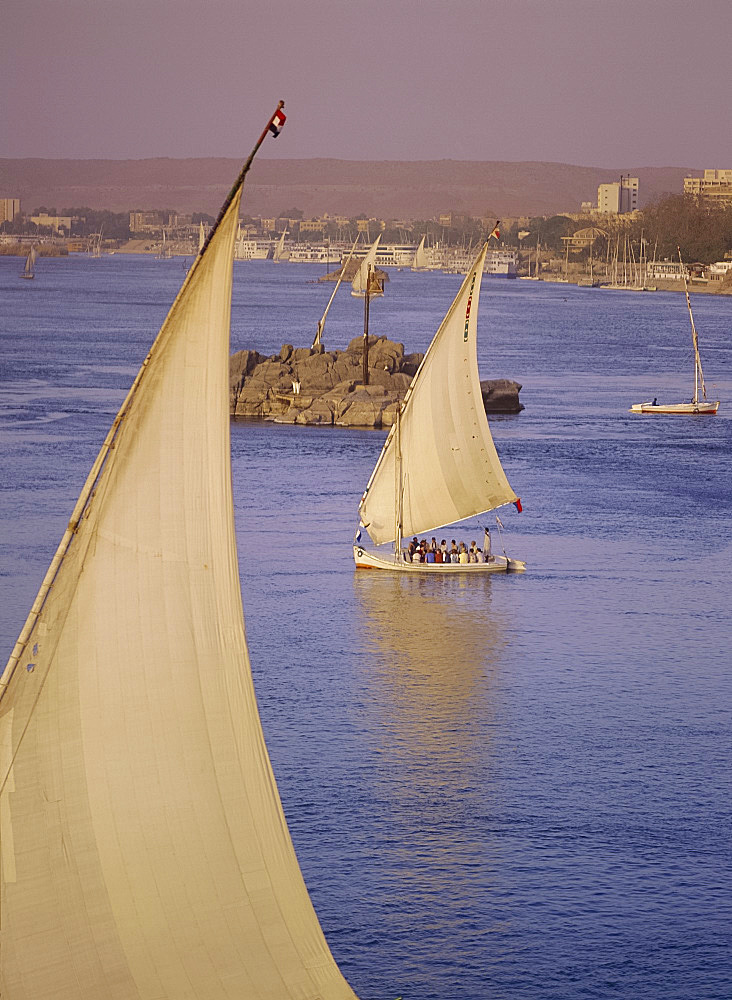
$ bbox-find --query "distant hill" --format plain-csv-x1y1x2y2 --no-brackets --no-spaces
0,157,695,219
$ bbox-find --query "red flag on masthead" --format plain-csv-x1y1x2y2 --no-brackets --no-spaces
269,105,287,137
513,498,522,512
489,221,500,240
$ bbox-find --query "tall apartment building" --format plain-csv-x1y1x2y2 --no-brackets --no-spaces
597,176,639,214
129,211,165,233
0,198,21,224
684,169,732,207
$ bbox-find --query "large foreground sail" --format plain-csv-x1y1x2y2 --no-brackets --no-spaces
0,115,358,1000
359,244,518,546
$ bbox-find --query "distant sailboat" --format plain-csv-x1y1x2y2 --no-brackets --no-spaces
411,235,432,271
355,242,525,572
273,227,288,261
351,235,383,297
20,245,36,279
156,226,172,259
312,236,359,348
630,248,720,415
89,226,104,258
0,102,360,1000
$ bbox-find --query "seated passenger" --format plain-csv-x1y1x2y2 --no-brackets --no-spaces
459,547,469,564
434,548,443,563
475,547,485,563
426,549,435,563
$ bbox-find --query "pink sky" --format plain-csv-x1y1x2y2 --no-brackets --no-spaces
3,0,731,167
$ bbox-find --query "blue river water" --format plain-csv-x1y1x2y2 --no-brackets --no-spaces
0,253,731,1000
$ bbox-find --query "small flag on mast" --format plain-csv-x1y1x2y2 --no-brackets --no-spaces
513,498,522,513
269,105,287,137
489,220,500,240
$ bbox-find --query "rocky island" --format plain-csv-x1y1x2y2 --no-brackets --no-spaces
230,337,523,428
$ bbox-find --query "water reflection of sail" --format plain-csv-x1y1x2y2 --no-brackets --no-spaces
353,574,506,753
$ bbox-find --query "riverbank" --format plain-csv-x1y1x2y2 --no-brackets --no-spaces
536,274,732,295
0,243,68,256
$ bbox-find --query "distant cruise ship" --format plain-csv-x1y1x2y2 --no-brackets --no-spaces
349,243,417,268
287,244,341,264
234,239,270,260
442,247,517,277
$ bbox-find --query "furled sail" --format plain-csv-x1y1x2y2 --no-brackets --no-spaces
350,234,381,296
0,163,358,997
359,243,517,546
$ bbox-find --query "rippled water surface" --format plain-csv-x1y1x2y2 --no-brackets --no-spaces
1,254,731,999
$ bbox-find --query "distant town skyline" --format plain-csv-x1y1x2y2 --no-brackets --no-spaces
3,0,732,167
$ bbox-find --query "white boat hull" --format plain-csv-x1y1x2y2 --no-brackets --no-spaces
353,545,526,573
630,401,720,414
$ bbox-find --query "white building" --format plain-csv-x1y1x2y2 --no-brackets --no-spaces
646,259,688,282
708,260,732,280
684,169,732,207
597,176,638,214
30,213,72,232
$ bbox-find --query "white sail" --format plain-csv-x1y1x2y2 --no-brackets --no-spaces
359,243,518,546
411,235,430,271
273,227,288,261
351,234,381,296
0,185,358,997
21,247,36,277
313,236,359,348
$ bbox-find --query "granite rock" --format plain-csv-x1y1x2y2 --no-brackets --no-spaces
230,338,523,427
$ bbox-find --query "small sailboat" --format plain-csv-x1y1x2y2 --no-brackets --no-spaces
312,235,359,348
354,242,525,573
89,227,103,257
0,102,361,1000
156,226,173,259
520,234,542,280
272,226,288,261
630,248,720,415
20,245,36,279
351,235,383,297
411,235,433,271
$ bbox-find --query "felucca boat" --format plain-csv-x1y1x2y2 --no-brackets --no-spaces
19,246,36,279
351,235,383,297
411,235,434,271
312,236,359,348
354,242,525,573
0,102,360,1000
630,248,720,415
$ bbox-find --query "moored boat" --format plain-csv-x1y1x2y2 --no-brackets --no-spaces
630,247,720,415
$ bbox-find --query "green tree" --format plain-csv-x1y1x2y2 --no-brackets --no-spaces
631,194,732,264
